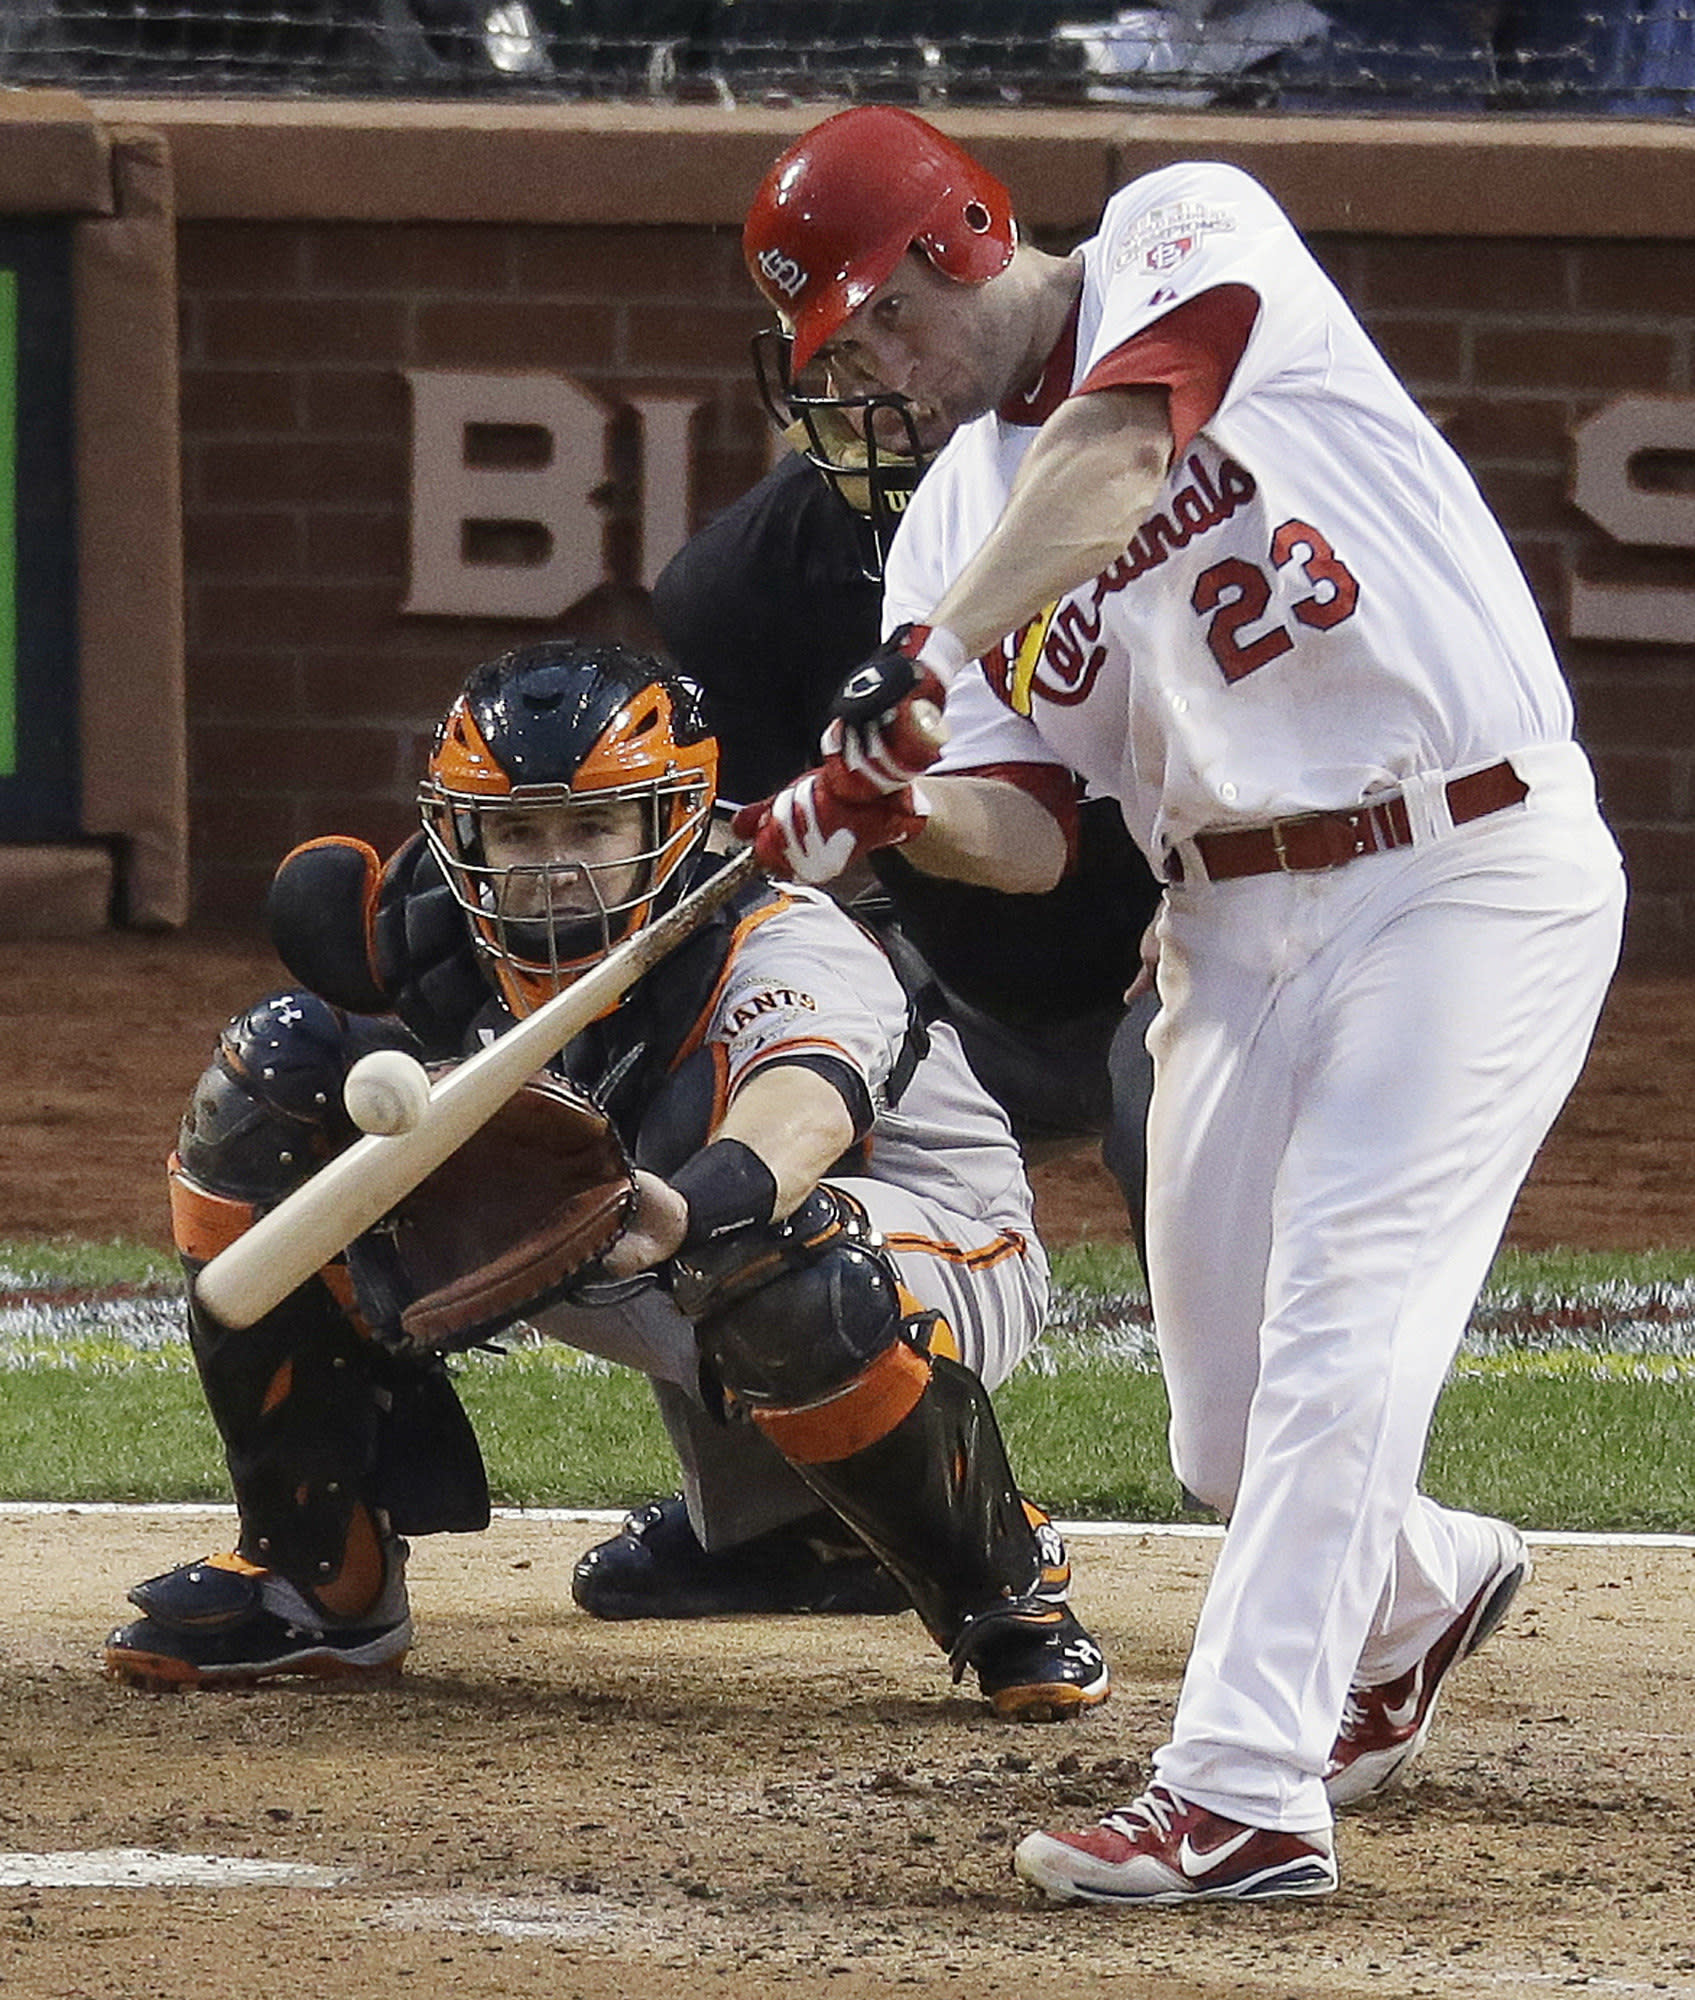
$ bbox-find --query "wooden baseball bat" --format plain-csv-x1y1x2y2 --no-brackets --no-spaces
193,844,762,1331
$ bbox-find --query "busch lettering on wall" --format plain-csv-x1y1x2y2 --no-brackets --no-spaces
405,377,1695,647
403,369,705,617
1569,394,1695,646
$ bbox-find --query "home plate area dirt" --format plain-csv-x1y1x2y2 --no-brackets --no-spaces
1,937,1693,1998
0,1513,1691,2000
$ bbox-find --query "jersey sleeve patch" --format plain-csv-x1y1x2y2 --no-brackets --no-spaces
1112,195,1240,278
1075,283,1260,456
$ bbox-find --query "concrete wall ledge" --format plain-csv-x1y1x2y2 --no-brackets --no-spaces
95,95,1695,236
0,90,111,216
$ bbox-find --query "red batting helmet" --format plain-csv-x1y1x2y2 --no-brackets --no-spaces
743,106,1017,373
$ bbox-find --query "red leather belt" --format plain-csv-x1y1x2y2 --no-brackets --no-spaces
1175,760,1529,884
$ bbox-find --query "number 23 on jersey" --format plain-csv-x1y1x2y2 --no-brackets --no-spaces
1191,520,1361,683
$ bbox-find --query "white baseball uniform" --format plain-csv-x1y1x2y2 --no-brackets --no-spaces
883,162,1626,1828
533,878,1050,1544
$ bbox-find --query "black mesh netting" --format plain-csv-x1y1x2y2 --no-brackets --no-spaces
1,2,1690,112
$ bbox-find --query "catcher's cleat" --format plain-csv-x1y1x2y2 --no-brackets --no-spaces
103,1552,412,1692
951,1601,1111,1724
570,1496,911,1621
1325,1519,1530,1807
1014,1783,1337,1905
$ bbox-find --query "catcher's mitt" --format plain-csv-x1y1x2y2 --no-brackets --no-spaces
350,1072,638,1354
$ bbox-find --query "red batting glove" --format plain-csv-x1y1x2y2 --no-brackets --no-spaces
825,623,962,801
731,770,931,885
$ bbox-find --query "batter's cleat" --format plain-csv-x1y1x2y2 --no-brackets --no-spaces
104,1552,412,1691
951,1601,1111,1723
1324,1521,1530,1807
570,1496,911,1620
1014,1784,1337,1905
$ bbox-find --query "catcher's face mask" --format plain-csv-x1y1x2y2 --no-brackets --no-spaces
752,328,932,581
422,642,717,1018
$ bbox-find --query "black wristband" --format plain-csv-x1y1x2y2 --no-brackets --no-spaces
671,1138,780,1252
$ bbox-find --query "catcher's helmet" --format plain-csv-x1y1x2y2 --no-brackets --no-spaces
421,641,717,1018
743,105,1017,373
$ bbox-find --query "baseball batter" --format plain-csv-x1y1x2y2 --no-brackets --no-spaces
739,108,1626,1903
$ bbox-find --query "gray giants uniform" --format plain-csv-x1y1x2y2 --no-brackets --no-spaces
535,877,1049,1545
884,163,1624,1828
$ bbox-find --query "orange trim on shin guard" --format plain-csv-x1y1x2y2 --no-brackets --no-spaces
312,1502,389,1619
896,1284,959,1364
751,1341,931,1466
169,1158,256,1263
171,1157,367,1327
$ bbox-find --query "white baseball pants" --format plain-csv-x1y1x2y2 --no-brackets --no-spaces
1143,742,1626,1829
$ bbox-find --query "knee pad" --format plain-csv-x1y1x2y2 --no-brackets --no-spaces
680,1187,907,1412
174,989,421,1212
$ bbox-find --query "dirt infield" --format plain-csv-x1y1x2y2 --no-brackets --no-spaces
1,1512,1692,2000
2,936,1694,1998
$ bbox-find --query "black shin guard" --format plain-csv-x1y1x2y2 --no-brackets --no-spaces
756,1346,1047,1652
170,990,489,1596
185,1271,489,1588
681,1186,1051,1656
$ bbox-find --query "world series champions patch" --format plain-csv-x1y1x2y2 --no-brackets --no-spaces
1114,199,1237,277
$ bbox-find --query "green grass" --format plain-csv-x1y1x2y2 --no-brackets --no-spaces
3,1237,1693,1530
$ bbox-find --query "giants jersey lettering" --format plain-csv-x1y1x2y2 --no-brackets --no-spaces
884,162,1576,867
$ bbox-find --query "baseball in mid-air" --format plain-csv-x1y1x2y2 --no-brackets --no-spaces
343,1049,432,1136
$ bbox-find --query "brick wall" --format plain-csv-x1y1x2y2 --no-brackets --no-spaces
177,217,777,922
147,105,1695,965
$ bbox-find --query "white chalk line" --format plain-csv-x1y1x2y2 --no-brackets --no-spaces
1,1500,1691,1548
3,1859,1689,1998
0,1849,347,1889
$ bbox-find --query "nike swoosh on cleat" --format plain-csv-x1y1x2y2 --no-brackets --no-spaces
1381,1672,1426,1730
1178,1827,1257,1879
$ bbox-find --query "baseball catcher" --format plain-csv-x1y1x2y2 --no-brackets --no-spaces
104,639,1110,1724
